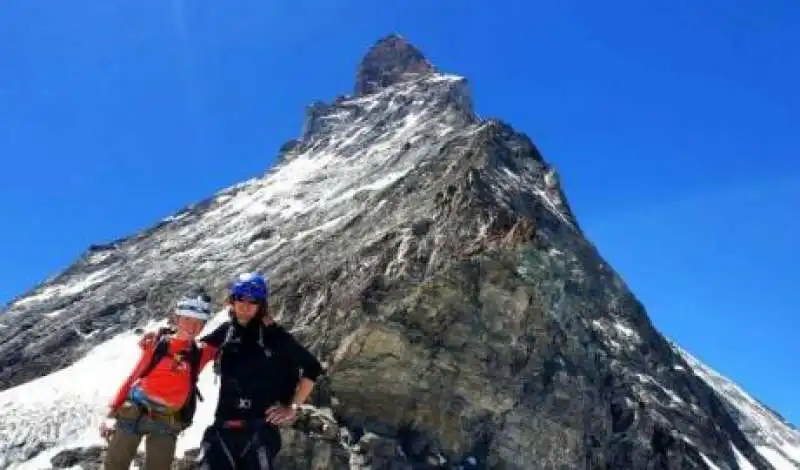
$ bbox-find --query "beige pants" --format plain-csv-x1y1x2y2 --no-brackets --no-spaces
103,402,181,470
102,425,177,470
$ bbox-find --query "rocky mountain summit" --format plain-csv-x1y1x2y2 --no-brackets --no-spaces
354,33,437,96
1,34,797,470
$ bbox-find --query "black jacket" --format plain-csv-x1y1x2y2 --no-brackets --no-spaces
201,319,323,421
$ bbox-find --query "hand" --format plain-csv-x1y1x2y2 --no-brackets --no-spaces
264,404,296,425
99,417,116,442
138,331,158,349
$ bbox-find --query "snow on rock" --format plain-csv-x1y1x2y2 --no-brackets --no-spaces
0,66,477,351
0,312,232,470
0,329,141,469
612,320,640,342
700,451,724,470
591,318,641,350
632,373,685,406
10,268,112,309
533,188,575,231
674,342,800,469
758,446,800,470
733,442,758,470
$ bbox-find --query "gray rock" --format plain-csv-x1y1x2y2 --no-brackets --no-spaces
355,33,437,97
50,446,104,469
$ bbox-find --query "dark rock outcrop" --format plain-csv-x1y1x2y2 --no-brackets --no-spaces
355,33,437,96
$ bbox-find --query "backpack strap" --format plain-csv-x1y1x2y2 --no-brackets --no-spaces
138,333,170,380
188,341,204,402
212,322,236,377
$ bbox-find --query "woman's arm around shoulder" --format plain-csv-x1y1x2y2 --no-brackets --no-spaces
197,320,230,348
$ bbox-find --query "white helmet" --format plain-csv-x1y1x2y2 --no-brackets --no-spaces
175,289,212,321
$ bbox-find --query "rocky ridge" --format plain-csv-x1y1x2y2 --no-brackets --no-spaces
0,34,794,470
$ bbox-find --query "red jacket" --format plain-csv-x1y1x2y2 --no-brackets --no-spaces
109,335,217,413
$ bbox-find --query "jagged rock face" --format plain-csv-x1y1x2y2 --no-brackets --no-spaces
675,344,800,468
355,34,437,97
0,36,790,470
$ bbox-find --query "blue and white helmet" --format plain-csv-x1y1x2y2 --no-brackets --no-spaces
229,272,269,302
175,288,212,321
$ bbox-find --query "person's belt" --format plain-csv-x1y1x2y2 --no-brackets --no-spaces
216,418,266,429
221,420,246,429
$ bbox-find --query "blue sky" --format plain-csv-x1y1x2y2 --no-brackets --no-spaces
1,0,798,423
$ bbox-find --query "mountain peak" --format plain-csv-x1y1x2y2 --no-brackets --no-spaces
354,33,437,96
2,34,795,470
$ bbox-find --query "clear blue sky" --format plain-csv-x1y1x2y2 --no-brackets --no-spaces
1,0,797,423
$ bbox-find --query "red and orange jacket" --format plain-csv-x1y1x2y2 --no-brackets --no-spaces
109,335,218,413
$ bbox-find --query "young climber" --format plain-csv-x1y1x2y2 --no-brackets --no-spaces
100,288,215,470
197,272,324,469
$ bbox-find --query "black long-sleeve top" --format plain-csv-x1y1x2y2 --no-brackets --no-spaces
200,319,323,421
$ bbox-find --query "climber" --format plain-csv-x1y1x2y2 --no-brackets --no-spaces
100,288,216,470
196,272,324,469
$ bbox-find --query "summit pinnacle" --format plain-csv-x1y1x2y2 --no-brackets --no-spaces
354,33,436,96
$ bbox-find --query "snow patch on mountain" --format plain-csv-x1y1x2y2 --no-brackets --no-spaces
700,451,724,470
759,446,800,470
0,328,142,469
11,268,111,309
0,70,476,335
732,443,758,470
673,342,800,469
0,311,234,470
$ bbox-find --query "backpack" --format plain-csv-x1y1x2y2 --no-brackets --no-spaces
213,322,300,406
137,328,204,428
